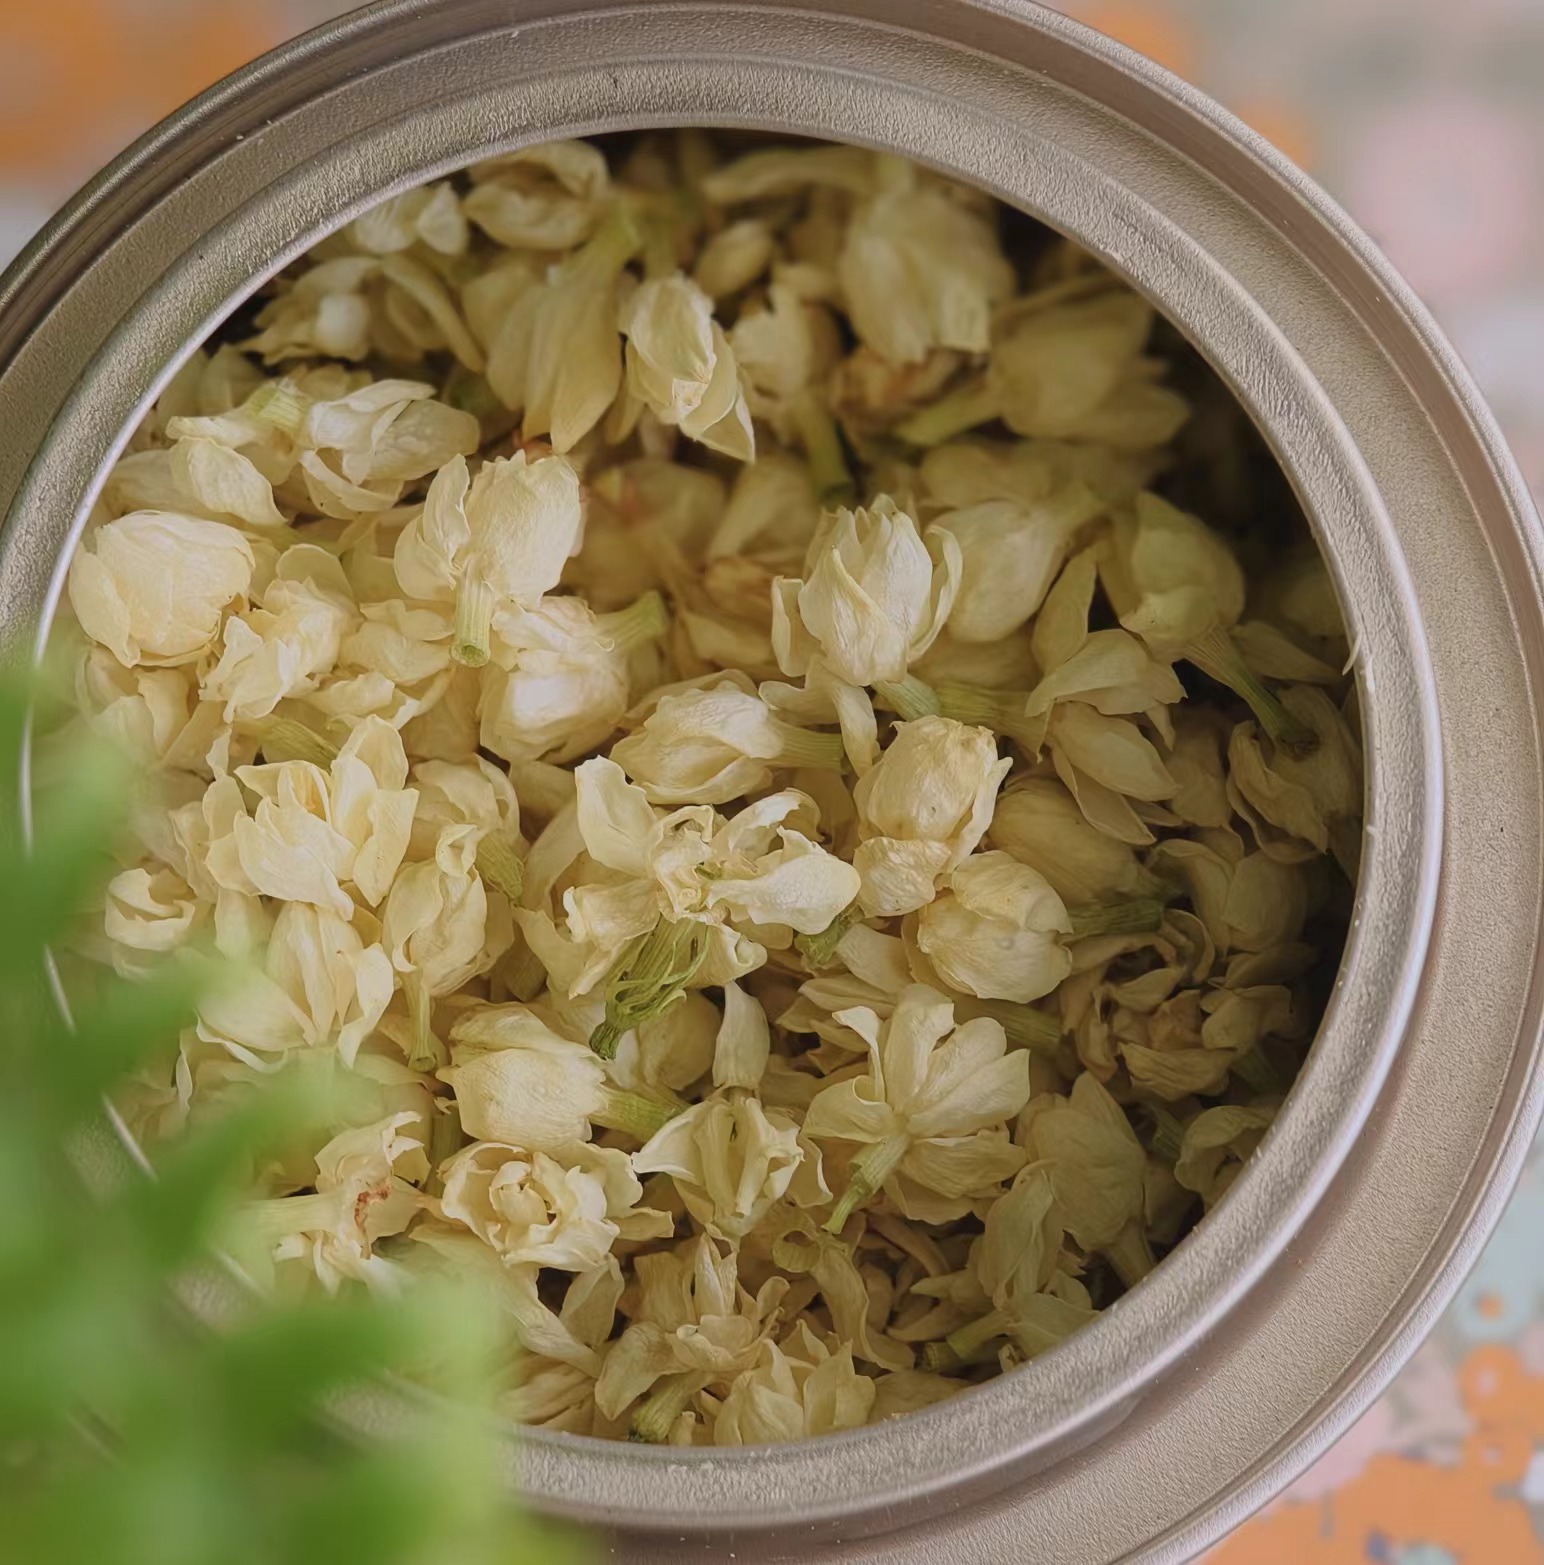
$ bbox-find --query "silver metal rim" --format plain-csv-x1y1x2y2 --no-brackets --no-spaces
2,4,1540,1561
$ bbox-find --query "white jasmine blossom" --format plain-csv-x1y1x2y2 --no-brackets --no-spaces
486,205,641,451
852,716,1010,916
633,1091,816,1241
914,851,1073,1003
436,1139,672,1269
837,160,1015,365
479,591,665,765
239,1112,424,1293
69,512,255,667
803,985,1032,1231
610,680,845,805
394,449,584,668
620,273,756,461
773,498,960,690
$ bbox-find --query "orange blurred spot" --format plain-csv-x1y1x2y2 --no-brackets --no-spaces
0,2,120,169
1204,1500,1364,1565
1063,1,1200,82
1461,1424,1535,1484
1460,1344,1544,1437
1213,1346,1544,1564
1234,97,1317,173
134,11,270,130
1331,1450,1543,1560
0,6,269,176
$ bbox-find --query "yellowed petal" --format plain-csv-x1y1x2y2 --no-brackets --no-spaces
916,851,1072,1003
69,513,254,667
441,1010,606,1148
170,437,288,530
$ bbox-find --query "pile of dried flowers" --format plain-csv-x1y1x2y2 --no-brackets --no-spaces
65,133,1360,1445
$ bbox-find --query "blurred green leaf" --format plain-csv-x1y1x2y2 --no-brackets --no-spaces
0,751,137,981
34,958,204,1118
203,1300,420,1446
0,659,583,1565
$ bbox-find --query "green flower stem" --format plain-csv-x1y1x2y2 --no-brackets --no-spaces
944,1307,1012,1362
506,758,578,821
588,920,711,1060
823,1133,910,1234
634,187,703,280
933,681,1043,753
1103,1220,1155,1290
1147,1104,1187,1164
794,901,864,970
427,1105,464,1187
1001,272,1117,319
405,974,443,1073
246,377,312,437
791,388,857,507
474,827,526,904
1231,1046,1281,1095
642,224,678,282
588,1019,627,1063
592,1085,682,1143
579,203,645,281
874,676,943,722
928,682,1007,725
1329,814,1363,884
773,723,848,772
1186,626,1316,755
497,939,547,1004
880,676,1042,752
1131,865,1171,900
245,1189,347,1242
628,1373,699,1443
254,717,338,768
921,1337,1002,1372
453,576,497,669
601,590,669,654
968,999,1063,1054
769,1228,822,1275
894,379,1000,447
448,373,502,420
1066,897,1166,939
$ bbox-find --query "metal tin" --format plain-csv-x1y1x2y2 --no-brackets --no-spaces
1,2,1540,1559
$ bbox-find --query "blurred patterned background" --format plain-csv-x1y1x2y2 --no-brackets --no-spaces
1,1,1540,1559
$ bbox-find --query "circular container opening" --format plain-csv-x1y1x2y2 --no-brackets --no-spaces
46,120,1367,1476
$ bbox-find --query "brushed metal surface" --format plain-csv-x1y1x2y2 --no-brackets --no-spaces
1,3,1540,1561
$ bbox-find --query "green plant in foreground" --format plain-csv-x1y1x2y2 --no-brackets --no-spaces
0,673,578,1565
